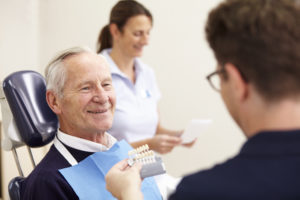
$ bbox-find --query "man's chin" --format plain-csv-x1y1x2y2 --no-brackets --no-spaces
95,122,112,133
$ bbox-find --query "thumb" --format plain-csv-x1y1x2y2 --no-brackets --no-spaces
113,159,130,170
131,162,143,172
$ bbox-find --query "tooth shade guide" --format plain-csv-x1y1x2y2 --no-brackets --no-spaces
127,144,166,178
128,144,149,156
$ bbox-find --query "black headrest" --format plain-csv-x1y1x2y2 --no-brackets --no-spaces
3,70,58,147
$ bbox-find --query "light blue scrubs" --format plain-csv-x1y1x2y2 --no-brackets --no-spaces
101,49,161,143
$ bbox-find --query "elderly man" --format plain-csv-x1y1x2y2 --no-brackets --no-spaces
20,47,161,199
105,0,300,199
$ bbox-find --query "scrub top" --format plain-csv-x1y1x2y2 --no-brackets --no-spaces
101,48,161,143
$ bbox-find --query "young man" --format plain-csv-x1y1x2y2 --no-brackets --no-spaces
105,0,300,199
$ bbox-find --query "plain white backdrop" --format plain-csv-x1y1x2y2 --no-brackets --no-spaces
0,0,245,199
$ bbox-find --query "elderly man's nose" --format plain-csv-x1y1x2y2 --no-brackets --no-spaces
93,94,108,103
93,87,109,103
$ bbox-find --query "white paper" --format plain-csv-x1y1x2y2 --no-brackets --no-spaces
181,119,212,144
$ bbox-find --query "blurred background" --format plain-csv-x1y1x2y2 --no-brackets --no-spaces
0,0,245,199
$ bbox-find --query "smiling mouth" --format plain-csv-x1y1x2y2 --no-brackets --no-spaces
87,109,108,114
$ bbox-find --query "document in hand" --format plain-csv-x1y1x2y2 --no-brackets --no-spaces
181,119,212,144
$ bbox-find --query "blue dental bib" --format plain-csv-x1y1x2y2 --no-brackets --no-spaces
59,140,162,200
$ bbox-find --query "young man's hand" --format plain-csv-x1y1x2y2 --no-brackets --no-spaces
106,159,144,200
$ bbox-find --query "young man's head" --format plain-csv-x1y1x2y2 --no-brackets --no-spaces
206,0,300,102
205,0,300,136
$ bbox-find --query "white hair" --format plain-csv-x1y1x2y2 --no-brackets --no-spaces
45,46,93,98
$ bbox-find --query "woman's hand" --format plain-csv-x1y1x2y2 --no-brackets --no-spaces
149,134,182,154
181,138,197,148
106,160,143,200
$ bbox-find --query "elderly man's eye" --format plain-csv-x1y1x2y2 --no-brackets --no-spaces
81,87,90,91
103,83,112,90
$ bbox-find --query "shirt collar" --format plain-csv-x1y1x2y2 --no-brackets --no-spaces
57,129,117,152
240,129,300,156
101,48,144,78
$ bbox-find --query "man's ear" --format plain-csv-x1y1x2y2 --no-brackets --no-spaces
109,23,120,40
46,90,62,114
225,63,248,101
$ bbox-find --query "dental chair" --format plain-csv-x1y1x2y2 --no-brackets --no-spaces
0,70,58,200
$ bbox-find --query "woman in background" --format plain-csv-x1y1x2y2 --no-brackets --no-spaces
97,0,194,154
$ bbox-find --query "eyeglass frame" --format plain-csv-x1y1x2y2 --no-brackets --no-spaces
206,64,249,92
206,68,226,92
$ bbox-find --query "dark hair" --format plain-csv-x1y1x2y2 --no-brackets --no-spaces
97,0,152,53
206,0,300,101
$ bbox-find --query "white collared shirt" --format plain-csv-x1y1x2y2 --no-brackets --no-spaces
101,49,161,143
57,130,117,152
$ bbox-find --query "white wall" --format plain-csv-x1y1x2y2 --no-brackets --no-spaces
0,0,46,199
1,0,246,199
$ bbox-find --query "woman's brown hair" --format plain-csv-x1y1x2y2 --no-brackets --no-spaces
97,0,152,53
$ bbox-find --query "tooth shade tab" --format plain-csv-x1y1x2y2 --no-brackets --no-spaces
127,144,166,178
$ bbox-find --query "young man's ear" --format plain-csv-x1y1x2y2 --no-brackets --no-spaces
46,90,62,114
224,63,248,101
109,24,121,39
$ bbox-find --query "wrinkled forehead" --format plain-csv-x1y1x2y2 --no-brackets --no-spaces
64,52,112,84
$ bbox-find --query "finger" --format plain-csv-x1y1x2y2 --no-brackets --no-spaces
163,135,182,143
160,146,174,154
130,162,143,173
163,138,183,147
161,142,178,148
182,138,197,147
132,162,143,171
112,159,130,170
169,136,182,143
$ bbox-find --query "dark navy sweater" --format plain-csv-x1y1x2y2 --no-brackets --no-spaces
170,130,300,200
21,144,93,200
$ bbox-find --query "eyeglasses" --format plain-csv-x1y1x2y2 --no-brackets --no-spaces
206,68,226,92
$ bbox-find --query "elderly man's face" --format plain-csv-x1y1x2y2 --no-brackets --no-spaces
56,53,116,138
